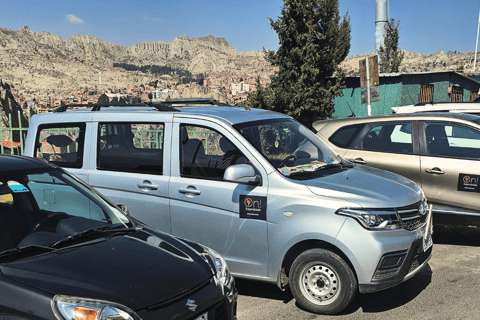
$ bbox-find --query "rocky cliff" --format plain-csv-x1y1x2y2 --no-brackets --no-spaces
0,26,247,74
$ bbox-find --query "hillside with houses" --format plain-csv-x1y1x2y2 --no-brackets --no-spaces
0,26,478,113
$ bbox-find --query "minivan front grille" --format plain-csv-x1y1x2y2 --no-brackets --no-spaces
396,202,428,231
408,246,433,274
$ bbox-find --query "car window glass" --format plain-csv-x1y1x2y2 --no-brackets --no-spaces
361,123,413,154
35,123,85,168
180,125,248,179
27,173,107,222
329,124,364,149
426,123,480,159
0,171,130,252
98,123,164,174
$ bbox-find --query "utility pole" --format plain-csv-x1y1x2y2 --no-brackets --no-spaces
474,9,480,73
366,59,372,115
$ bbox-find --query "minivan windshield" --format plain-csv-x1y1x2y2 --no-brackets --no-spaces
234,119,349,178
0,169,131,256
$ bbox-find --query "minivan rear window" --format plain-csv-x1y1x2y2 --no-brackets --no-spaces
34,123,86,169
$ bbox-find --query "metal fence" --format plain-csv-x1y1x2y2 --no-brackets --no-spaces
0,111,31,155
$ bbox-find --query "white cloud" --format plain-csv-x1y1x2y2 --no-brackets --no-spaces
66,14,85,24
143,16,161,22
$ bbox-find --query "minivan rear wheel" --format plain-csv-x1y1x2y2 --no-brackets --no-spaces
290,249,357,314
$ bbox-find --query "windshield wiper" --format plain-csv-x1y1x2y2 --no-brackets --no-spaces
49,225,141,249
0,245,56,262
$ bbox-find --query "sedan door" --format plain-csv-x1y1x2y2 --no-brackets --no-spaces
169,119,269,278
420,121,480,222
342,121,422,186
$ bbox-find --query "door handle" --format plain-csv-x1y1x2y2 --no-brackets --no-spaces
178,187,202,196
137,181,159,190
350,158,366,164
425,167,445,175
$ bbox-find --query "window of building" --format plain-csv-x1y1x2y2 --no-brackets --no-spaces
419,84,434,103
451,86,464,102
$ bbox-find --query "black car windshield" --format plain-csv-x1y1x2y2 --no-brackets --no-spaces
0,169,131,255
234,119,348,178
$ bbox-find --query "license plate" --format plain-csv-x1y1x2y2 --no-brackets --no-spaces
194,312,208,320
423,232,433,252
423,206,433,252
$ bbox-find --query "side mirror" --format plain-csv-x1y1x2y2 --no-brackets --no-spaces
117,204,130,216
223,164,261,185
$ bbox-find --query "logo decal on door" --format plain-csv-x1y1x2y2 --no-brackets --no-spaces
458,173,480,192
240,195,267,220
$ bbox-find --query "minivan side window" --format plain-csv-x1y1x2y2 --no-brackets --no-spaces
180,125,248,179
329,124,364,149
35,123,86,168
361,123,413,154
98,123,164,174
425,123,480,159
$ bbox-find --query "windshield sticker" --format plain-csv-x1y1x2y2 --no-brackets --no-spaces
283,128,291,133
0,194,13,205
7,181,30,193
240,195,267,221
278,160,327,177
457,174,480,193
324,157,333,165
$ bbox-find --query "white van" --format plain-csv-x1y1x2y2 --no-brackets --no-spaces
392,102,480,115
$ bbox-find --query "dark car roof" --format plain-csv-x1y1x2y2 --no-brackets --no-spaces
0,155,53,173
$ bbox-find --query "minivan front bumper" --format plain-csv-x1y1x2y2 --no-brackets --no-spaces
335,216,432,294
359,237,432,293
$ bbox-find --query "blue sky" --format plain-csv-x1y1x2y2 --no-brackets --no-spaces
1,0,480,56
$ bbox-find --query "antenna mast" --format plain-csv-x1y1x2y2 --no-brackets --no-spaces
473,9,480,73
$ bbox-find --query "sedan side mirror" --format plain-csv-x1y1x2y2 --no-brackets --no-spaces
223,164,261,185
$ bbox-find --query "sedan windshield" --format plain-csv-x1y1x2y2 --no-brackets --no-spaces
0,169,131,256
234,119,348,178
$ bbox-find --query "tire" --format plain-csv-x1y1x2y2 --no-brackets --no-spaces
290,249,357,315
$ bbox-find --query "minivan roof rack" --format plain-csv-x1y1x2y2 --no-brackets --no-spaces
53,103,179,113
163,98,231,106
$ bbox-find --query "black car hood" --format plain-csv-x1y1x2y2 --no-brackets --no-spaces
0,228,213,311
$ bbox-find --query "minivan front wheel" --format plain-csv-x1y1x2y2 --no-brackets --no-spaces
290,249,357,314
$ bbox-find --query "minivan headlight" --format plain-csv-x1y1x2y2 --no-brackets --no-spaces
203,246,231,286
336,208,401,230
52,295,141,320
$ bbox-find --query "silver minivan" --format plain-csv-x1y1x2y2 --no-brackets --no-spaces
24,102,433,314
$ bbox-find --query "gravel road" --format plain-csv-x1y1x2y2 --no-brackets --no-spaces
236,225,480,320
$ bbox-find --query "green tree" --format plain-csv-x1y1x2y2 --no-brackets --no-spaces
111,96,119,103
247,77,272,110
97,93,109,104
131,95,141,103
247,0,351,127
378,18,405,73
119,96,127,104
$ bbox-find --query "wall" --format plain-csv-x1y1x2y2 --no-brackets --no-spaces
332,83,402,118
332,72,480,119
